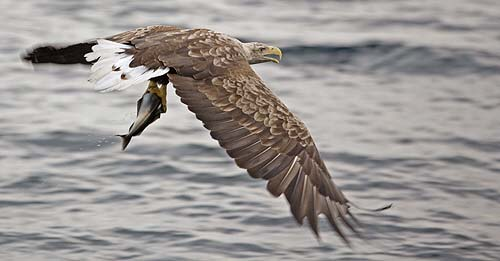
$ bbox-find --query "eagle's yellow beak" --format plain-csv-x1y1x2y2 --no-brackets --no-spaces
263,46,282,64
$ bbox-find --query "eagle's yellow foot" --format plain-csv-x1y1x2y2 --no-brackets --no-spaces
145,81,167,113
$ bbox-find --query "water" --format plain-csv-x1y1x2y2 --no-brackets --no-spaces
1,0,500,260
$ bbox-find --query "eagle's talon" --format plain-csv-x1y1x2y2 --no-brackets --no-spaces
159,84,167,113
145,81,167,113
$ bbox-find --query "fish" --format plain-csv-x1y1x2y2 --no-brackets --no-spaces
117,91,163,150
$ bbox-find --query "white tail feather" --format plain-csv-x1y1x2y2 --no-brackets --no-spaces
85,39,169,92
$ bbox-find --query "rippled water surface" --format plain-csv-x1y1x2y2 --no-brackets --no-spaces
1,0,500,260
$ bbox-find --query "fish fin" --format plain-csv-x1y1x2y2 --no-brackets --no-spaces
136,96,144,117
116,134,132,151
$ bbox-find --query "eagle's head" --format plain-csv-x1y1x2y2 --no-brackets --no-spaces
242,42,282,64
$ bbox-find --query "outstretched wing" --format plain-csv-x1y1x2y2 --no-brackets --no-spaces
93,26,360,242
169,69,358,242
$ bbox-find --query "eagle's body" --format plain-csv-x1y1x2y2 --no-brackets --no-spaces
24,25,386,244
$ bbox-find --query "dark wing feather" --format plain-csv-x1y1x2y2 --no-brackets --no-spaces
169,73,356,243
117,27,358,243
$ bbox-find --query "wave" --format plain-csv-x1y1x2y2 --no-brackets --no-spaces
281,41,500,75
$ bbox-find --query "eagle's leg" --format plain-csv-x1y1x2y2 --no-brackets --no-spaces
145,81,167,113
159,84,167,113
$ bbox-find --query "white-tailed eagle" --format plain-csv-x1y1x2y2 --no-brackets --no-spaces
24,25,389,244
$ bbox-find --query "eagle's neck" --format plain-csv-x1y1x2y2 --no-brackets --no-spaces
240,42,255,63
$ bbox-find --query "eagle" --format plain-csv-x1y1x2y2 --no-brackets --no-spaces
24,25,389,244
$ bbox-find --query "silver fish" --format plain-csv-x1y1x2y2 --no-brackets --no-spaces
117,92,163,150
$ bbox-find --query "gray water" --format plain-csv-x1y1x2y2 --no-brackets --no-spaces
1,0,500,260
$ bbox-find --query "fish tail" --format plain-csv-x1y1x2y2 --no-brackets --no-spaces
116,134,132,151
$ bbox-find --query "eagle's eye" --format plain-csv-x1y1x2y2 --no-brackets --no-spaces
259,47,266,52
